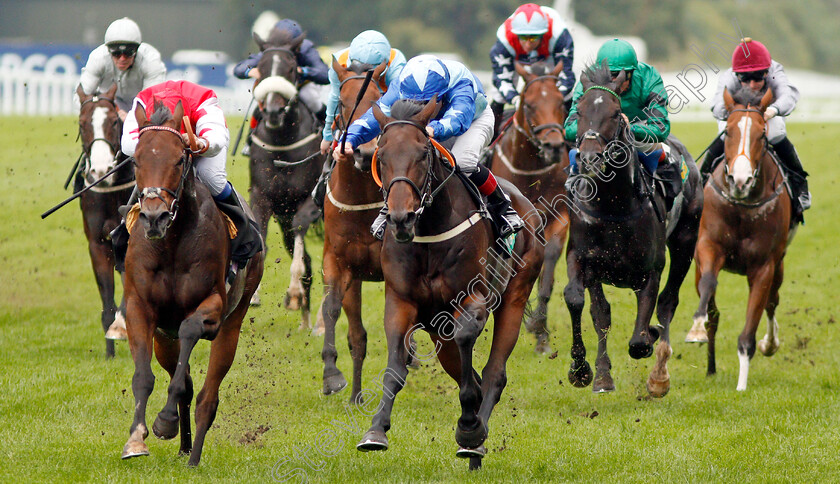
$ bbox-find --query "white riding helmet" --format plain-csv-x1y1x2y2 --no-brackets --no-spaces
509,4,549,36
349,30,391,66
104,17,142,46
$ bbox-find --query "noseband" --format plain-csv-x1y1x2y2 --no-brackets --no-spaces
374,120,457,217
136,125,195,230
514,75,566,150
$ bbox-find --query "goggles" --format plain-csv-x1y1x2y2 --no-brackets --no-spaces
736,70,767,82
109,44,138,58
518,35,542,43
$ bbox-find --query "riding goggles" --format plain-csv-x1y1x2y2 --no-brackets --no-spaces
518,35,542,43
736,70,767,82
109,44,138,58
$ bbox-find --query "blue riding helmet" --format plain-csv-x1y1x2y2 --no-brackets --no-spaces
274,19,303,38
399,55,450,101
349,30,391,65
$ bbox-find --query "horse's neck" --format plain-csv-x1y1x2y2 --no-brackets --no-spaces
588,154,640,211
333,158,381,202
416,162,476,235
506,109,543,168
755,150,783,197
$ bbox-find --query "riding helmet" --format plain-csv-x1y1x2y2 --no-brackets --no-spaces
349,30,391,66
596,38,638,71
104,17,142,47
510,4,549,35
399,55,450,101
732,38,772,73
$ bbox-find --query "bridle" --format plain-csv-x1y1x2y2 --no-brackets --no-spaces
721,107,769,183
255,47,300,115
373,120,457,218
513,75,566,151
575,85,630,175
135,125,196,230
77,95,125,186
334,74,383,139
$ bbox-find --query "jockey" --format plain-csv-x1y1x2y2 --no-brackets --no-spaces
311,30,407,209
333,54,525,243
565,38,682,210
234,18,329,119
118,80,262,277
79,17,167,121
703,37,809,219
489,3,575,138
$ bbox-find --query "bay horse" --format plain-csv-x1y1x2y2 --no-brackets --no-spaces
685,87,794,391
247,30,322,324
490,60,569,355
75,83,135,357
564,64,703,397
355,98,544,470
120,100,264,466
319,59,390,399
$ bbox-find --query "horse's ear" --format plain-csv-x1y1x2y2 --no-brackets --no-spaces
332,56,347,78
173,101,184,127
289,33,306,53
105,82,118,100
552,60,564,77
135,103,148,127
610,70,627,91
417,95,441,124
372,102,390,128
76,84,88,104
758,88,774,112
514,61,531,80
723,87,735,112
373,60,388,80
580,70,592,91
254,32,267,51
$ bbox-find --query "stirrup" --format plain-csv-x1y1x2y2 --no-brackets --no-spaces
799,191,811,211
370,206,388,240
241,143,250,157
499,207,524,238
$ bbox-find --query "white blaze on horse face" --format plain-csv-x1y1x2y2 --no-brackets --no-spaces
593,95,604,105
737,350,750,391
732,115,753,188
90,106,116,180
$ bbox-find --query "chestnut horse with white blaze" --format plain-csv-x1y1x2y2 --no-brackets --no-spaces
686,86,795,391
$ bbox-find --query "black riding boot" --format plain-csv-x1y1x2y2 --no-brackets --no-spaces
699,135,724,181
772,136,810,218
110,185,140,272
315,106,327,126
214,184,263,282
311,156,332,210
655,158,683,212
490,100,505,143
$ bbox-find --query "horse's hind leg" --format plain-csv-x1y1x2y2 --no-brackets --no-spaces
286,200,320,325
189,308,246,467
152,333,193,455
247,185,273,306
343,279,367,402
758,261,783,357
737,263,775,391
564,253,592,387
588,284,615,393
706,295,720,376
526,231,562,355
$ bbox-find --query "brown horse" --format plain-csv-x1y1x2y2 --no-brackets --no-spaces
490,60,569,355
75,83,135,356
247,31,322,322
355,99,544,470
685,87,794,391
120,101,264,466
318,60,389,399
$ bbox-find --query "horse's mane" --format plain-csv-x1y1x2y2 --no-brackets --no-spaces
731,85,767,107
348,60,375,75
581,60,616,88
526,61,553,77
390,99,427,121
264,29,300,51
149,100,173,126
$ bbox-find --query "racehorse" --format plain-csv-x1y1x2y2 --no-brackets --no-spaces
247,30,322,324
318,59,391,399
75,83,135,357
355,98,544,470
563,64,703,397
120,100,264,466
489,60,569,355
685,87,794,391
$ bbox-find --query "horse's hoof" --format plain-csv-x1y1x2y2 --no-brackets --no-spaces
455,418,487,449
757,338,779,357
569,361,593,388
105,319,128,341
685,328,708,343
628,339,654,359
593,374,615,393
456,444,487,459
152,413,179,440
284,292,302,311
323,372,348,395
646,376,670,398
406,356,421,370
534,339,552,355
121,440,150,459
357,430,388,451
311,325,325,337
249,291,261,306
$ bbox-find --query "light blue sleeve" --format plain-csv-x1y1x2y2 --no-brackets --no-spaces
384,49,407,87
346,78,401,147
323,67,341,141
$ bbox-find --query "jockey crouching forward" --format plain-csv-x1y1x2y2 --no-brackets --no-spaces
311,29,407,209
333,54,524,242
565,38,682,211
702,37,809,222
117,80,262,279
489,3,575,139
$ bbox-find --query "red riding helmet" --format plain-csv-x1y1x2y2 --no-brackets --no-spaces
731,37,771,73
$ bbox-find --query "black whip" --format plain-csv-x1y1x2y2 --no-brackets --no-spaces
340,68,375,155
42,156,133,219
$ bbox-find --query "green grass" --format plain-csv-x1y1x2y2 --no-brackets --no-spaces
1,116,839,482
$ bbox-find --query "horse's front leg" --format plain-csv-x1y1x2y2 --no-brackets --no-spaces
687,241,725,343
526,227,563,354
152,332,193,456
121,297,155,459
628,270,661,359
320,251,352,396
247,182,273,306
737,262,775,391
452,296,489,452
86,229,118,357
286,198,320,324
153,293,224,440
588,284,614,393
564,250,592,387
357,287,416,452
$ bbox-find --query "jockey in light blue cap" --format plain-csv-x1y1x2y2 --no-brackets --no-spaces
311,30,408,209
333,54,524,243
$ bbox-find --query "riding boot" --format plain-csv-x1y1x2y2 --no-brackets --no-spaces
699,135,725,182
487,184,524,240
370,203,388,241
315,106,327,126
654,153,682,212
490,100,505,143
311,156,332,209
772,137,810,218
213,183,263,282
110,185,140,272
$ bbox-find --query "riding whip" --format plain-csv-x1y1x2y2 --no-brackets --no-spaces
42,156,134,219
232,97,256,154
339,67,375,155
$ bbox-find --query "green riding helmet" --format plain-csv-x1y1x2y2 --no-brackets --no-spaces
596,38,638,72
